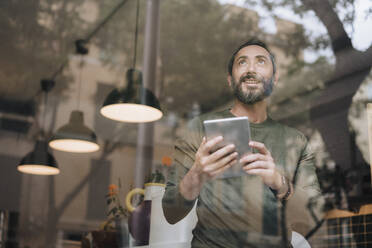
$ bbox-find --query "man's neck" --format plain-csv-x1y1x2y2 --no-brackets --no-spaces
230,99,268,124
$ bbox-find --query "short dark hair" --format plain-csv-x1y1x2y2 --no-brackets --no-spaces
227,39,276,76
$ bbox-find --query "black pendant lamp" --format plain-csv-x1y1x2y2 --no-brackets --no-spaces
49,40,99,153
18,140,59,175
100,0,162,123
100,68,162,123
18,79,60,175
49,110,99,153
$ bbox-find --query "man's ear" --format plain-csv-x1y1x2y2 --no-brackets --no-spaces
227,75,232,87
273,69,279,86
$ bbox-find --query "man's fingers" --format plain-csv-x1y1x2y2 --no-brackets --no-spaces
203,152,238,173
208,143,236,162
249,141,270,155
242,160,268,170
239,153,268,164
201,136,223,154
201,136,207,146
209,158,238,178
243,168,267,176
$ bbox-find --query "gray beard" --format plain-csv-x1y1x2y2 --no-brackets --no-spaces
231,75,274,105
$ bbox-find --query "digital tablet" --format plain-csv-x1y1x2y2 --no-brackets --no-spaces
203,117,252,178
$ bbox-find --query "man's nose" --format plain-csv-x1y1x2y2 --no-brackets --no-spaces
247,61,256,72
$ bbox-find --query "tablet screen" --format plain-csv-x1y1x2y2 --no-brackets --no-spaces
203,117,251,178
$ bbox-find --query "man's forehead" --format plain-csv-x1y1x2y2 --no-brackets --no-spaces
235,45,271,59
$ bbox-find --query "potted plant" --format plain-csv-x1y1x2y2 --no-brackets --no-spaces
82,182,129,248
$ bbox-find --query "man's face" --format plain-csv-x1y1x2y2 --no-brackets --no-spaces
228,45,276,105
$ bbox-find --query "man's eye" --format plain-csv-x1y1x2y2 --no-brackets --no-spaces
257,59,265,65
238,60,246,65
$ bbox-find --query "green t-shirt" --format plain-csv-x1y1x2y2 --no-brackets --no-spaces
162,109,324,248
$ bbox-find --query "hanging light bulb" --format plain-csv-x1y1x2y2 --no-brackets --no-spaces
18,139,60,176
100,68,162,123
100,0,162,123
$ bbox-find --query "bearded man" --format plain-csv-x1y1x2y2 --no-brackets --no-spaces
162,39,324,248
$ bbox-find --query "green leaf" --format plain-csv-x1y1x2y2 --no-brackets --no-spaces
148,170,165,183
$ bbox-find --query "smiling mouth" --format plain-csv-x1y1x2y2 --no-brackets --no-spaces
242,80,259,85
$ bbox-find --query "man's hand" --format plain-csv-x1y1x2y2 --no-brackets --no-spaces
180,136,238,200
240,141,283,190
194,136,238,178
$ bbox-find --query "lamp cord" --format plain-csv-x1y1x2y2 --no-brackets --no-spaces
42,90,48,138
132,0,140,70
77,56,84,110
85,0,129,42
29,0,130,102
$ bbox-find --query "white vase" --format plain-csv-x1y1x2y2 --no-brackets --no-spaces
126,183,198,247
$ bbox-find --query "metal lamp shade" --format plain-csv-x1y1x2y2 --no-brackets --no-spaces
18,140,60,175
49,110,99,153
100,87,162,123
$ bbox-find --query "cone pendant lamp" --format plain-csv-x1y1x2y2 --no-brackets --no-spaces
49,40,99,153
18,140,60,175
100,0,162,123
100,69,162,123
49,110,99,153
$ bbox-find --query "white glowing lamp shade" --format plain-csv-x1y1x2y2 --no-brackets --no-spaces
49,139,99,153
100,83,162,123
49,110,99,153
18,165,60,175
18,140,60,175
101,103,163,123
